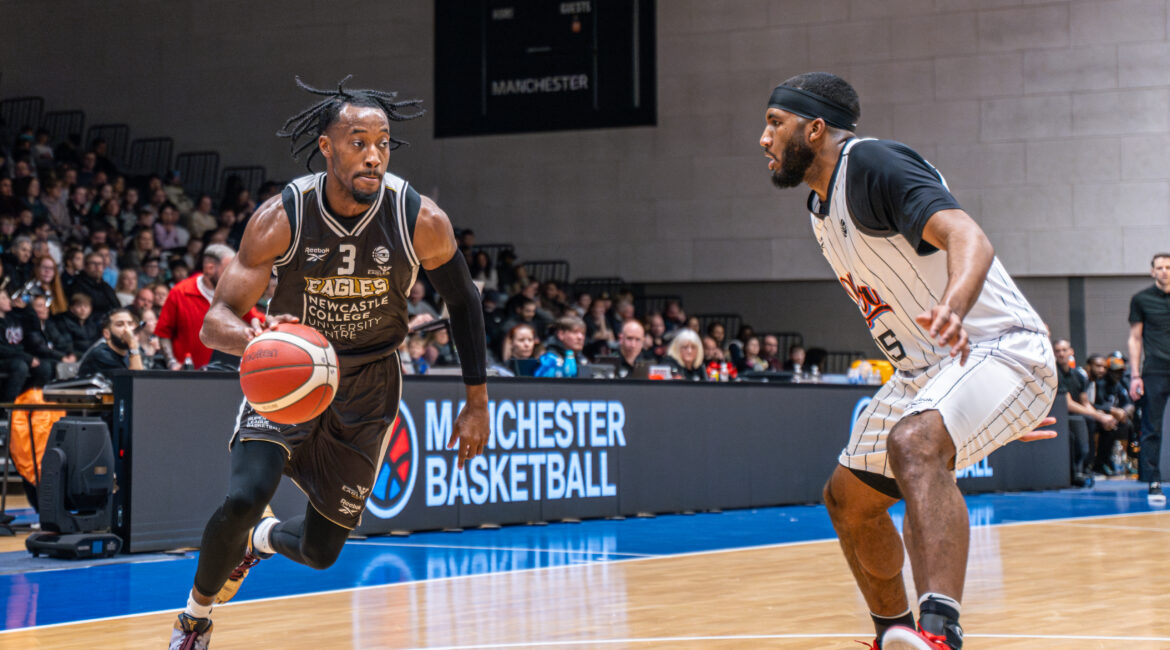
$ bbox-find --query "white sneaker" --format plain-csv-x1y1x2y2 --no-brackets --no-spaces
1149,483,1166,506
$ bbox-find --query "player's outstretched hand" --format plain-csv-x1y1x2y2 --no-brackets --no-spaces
1016,416,1058,443
246,313,300,341
915,305,970,365
448,401,489,469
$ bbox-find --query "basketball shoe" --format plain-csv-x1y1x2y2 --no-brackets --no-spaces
215,504,277,604
169,613,212,650
881,624,956,649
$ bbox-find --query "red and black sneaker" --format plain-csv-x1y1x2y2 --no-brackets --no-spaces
169,612,212,650
881,624,953,650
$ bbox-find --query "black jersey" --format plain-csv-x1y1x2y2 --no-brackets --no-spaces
271,171,421,356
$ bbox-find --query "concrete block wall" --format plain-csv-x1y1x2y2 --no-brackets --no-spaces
1,0,1165,351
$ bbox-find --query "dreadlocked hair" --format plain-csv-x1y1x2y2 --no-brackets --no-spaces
276,75,426,171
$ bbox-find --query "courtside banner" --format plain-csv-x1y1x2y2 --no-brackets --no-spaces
112,373,1068,550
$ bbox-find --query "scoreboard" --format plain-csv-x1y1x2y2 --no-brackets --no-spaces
434,0,657,137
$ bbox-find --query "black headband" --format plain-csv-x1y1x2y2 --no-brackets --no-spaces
768,85,858,130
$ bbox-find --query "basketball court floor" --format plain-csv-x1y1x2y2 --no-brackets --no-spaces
0,479,1167,649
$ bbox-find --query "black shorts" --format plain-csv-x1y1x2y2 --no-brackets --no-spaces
232,349,402,529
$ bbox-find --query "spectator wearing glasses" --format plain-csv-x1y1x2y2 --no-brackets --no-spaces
667,328,706,381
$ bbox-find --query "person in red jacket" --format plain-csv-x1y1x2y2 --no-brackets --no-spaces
155,244,263,369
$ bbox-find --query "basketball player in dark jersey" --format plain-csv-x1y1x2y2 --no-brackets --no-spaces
170,78,489,650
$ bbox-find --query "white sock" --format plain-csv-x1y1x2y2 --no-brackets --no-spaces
253,515,279,556
185,590,213,620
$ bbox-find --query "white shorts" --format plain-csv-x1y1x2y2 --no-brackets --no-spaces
840,329,1058,479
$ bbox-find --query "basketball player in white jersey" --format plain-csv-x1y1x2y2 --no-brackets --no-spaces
760,72,1057,650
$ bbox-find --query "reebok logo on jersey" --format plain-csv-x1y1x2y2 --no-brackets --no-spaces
839,272,893,329
305,276,391,298
304,246,330,262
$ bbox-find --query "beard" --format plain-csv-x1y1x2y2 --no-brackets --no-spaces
770,135,816,189
351,187,379,204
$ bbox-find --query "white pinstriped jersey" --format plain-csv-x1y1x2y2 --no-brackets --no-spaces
810,139,1047,372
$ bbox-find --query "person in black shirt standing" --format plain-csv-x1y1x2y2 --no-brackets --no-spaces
1128,253,1170,504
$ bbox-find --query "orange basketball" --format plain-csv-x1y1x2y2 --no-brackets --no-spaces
239,323,339,425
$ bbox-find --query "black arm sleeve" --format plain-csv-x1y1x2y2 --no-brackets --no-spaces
425,253,487,385
845,140,962,255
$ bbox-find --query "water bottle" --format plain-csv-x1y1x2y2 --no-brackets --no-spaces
808,364,821,383
564,351,577,378
720,361,731,382
182,353,194,370
847,366,861,384
791,362,802,383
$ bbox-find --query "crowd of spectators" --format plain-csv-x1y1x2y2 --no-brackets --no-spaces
2,124,816,406
0,125,278,403
402,229,809,383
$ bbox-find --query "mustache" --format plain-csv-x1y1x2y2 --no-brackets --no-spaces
353,171,381,181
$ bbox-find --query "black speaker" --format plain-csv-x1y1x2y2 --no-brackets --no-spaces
36,417,116,535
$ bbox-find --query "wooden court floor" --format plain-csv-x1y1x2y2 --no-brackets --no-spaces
2,509,1167,649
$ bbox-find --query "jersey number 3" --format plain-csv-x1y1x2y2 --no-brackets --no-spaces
337,244,356,275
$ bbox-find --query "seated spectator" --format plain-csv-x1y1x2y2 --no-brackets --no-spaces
540,280,568,317
138,255,164,289
31,129,53,167
52,293,102,356
498,295,540,351
644,312,667,361
469,251,498,293
13,255,68,316
702,336,725,364
42,180,70,234
136,307,165,369
153,203,190,251
495,249,526,295
90,138,119,178
0,177,18,216
738,336,768,373
759,335,782,370
3,235,34,290
501,323,541,363
706,322,727,351
188,195,218,241
535,315,587,378
163,171,195,217
77,308,145,378
425,327,457,366
149,282,169,311
1087,354,1135,476
727,324,755,368
663,300,686,333
169,259,191,284
684,315,701,334
123,226,158,270
115,269,139,306
132,286,154,317
68,251,120,319
615,319,646,378
0,291,53,401
24,294,77,379
1054,339,1104,486
783,344,807,372
666,328,705,382
30,217,62,265
59,246,85,292
584,298,615,358
403,335,428,374
16,176,46,220
571,291,591,318
407,281,440,319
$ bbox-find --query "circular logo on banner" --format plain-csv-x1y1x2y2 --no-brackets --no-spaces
366,401,418,519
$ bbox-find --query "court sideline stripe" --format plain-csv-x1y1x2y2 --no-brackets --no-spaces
2,508,1167,635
